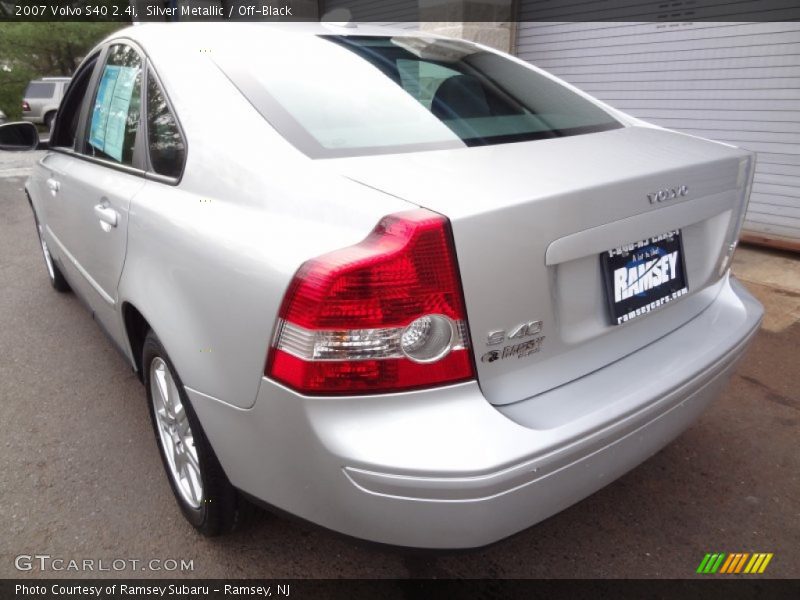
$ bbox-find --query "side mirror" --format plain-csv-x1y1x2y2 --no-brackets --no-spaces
0,121,42,151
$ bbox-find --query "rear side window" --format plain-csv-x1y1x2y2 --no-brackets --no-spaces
146,71,185,179
218,35,621,158
85,44,143,166
25,82,55,99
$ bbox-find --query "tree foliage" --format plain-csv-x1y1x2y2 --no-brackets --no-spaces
0,23,124,119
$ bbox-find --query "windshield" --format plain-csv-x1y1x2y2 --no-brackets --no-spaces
218,34,622,158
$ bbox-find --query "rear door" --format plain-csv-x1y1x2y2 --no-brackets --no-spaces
46,42,146,342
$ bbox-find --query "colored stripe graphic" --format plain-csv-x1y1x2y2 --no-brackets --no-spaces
697,554,712,573
719,554,735,574
759,554,774,573
697,553,726,574
735,553,750,573
720,553,749,573
719,554,739,573
744,553,774,574
699,553,774,574
710,553,726,573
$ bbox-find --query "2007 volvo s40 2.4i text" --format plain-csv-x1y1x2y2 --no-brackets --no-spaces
2,23,763,548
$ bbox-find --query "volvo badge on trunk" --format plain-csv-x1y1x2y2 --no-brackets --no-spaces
648,185,688,204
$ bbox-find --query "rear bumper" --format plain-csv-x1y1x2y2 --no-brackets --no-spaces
188,276,762,548
21,115,41,124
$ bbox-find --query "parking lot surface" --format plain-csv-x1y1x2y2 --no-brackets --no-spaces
1,151,798,578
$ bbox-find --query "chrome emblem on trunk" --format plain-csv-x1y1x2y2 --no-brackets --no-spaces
487,321,542,346
648,185,688,204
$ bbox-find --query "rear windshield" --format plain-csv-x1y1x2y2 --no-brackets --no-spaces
25,82,56,99
217,35,621,158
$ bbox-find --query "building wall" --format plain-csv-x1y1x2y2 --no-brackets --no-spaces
515,19,800,249
321,0,515,51
137,0,800,249
321,0,420,28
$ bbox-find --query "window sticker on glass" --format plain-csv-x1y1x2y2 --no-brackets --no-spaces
89,64,139,162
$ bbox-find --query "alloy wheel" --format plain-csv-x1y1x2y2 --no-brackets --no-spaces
150,357,203,508
38,223,55,281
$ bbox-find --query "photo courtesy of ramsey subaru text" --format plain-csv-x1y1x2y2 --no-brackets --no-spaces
0,23,763,549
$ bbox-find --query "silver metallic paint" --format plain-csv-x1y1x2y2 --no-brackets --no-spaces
186,277,761,548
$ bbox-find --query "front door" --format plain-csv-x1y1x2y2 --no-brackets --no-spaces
46,42,146,342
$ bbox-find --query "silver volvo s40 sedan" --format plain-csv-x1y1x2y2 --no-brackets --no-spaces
5,23,763,548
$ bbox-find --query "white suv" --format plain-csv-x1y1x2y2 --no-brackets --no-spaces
22,77,71,129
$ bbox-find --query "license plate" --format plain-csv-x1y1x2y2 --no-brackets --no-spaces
601,230,688,325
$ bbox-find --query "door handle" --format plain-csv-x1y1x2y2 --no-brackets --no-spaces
46,178,60,195
93,203,118,230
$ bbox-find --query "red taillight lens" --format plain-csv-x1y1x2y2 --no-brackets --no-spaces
266,209,475,395
22,101,30,112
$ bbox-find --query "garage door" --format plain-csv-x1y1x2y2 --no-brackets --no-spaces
516,12,800,250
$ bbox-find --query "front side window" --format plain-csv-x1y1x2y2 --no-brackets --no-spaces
50,54,100,149
218,35,621,158
85,44,142,165
25,82,55,99
146,71,185,179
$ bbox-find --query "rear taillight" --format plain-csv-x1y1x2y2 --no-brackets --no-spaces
266,209,475,395
22,101,30,112
718,156,757,277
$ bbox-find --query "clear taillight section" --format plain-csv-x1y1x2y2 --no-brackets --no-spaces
266,209,475,395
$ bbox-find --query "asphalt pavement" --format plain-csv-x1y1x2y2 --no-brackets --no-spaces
1,151,798,579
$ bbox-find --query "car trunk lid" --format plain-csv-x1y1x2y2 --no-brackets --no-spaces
327,125,755,405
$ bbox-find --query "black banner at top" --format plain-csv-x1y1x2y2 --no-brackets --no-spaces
2,0,800,22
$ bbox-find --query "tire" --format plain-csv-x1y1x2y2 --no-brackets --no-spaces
142,331,247,536
44,111,56,131
34,214,70,292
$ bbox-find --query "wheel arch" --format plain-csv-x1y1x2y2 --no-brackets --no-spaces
122,301,151,382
